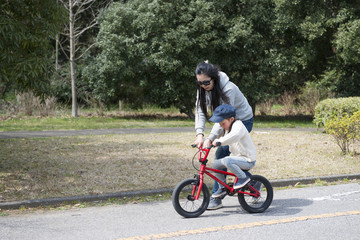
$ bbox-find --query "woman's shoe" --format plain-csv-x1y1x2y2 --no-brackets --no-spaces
207,197,223,210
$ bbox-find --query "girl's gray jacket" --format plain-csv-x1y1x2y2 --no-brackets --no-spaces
195,71,253,141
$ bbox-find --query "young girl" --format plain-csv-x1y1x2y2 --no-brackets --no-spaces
193,61,253,209
209,104,257,199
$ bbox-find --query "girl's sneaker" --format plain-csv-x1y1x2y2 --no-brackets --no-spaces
234,176,250,189
211,187,227,198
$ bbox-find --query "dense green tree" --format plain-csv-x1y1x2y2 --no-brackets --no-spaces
84,0,360,116
222,0,276,111
321,5,360,96
0,0,66,98
270,0,360,97
84,0,267,115
84,0,226,114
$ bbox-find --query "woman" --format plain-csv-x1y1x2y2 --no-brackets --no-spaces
194,61,254,210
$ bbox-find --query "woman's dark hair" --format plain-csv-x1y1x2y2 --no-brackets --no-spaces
195,61,230,120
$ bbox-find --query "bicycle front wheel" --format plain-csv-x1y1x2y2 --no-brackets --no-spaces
172,178,210,218
238,175,273,213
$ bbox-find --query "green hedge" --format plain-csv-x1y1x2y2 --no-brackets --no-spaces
313,97,360,127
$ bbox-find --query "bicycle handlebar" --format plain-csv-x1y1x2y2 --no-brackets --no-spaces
191,141,221,150
191,144,213,149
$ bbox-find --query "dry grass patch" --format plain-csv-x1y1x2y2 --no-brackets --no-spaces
1,130,359,202
0,133,208,202
253,130,360,179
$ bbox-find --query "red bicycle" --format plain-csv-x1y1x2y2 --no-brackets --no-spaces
172,144,273,218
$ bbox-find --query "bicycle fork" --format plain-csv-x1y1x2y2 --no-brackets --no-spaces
191,163,207,200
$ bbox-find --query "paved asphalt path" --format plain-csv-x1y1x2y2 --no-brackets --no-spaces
1,183,360,240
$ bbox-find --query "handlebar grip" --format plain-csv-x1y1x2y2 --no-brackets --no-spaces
191,144,197,148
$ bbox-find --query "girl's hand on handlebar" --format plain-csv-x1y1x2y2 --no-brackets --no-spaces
212,139,221,147
203,138,212,148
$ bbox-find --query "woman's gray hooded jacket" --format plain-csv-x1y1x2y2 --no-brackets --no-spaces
195,71,253,141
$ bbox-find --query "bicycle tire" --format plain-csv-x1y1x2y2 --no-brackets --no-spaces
172,178,210,218
238,175,273,213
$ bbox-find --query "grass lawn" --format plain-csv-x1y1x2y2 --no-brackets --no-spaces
0,114,317,132
0,116,195,131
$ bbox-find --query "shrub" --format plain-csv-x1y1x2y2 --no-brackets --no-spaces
15,91,57,117
298,81,333,115
313,97,360,127
278,91,298,115
0,99,19,116
257,99,274,116
325,111,360,154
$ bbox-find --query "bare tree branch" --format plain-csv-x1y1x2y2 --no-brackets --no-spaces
76,42,96,60
75,0,96,16
58,40,69,60
58,0,109,57
74,21,98,39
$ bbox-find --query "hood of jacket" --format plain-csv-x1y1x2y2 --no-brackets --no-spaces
218,71,230,90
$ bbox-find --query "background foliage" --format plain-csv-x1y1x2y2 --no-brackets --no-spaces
0,0,66,98
83,0,360,116
1,0,360,116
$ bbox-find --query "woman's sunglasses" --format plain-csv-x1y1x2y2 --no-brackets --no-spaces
197,79,212,86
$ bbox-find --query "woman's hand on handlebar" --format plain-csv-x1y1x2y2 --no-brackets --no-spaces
194,134,204,148
193,135,217,149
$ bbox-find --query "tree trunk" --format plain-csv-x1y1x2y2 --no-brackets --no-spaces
55,1,59,70
55,34,59,70
69,0,78,117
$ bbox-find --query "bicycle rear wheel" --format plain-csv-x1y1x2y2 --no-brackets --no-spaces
238,175,273,213
172,178,210,218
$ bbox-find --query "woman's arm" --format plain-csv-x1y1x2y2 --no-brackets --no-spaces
194,90,207,147
195,90,207,135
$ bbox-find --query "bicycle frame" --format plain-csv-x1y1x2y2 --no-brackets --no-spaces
193,146,260,200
